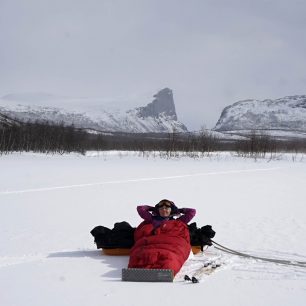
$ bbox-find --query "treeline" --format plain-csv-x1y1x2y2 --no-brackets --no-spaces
0,122,222,155
1,120,306,157
0,121,93,154
235,132,306,158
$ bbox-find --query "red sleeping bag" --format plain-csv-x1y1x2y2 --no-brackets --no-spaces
128,219,191,276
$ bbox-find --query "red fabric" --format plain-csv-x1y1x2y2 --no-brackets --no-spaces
128,220,191,276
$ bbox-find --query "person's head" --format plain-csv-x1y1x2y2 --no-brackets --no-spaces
155,199,176,218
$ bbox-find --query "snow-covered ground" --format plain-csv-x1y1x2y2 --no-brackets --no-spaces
1,151,306,306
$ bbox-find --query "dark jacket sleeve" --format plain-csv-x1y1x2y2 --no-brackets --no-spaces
177,208,196,224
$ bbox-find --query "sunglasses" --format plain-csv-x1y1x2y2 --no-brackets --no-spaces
158,202,172,209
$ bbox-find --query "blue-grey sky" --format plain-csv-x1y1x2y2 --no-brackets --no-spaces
1,0,306,130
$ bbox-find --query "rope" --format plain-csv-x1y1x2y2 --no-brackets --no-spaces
211,240,306,269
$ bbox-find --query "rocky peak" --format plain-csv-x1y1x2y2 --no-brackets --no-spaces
136,88,177,120
0,88,188,133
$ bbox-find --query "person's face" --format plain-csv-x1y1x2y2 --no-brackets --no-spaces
158,202,172,217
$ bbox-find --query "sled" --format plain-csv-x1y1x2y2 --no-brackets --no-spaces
191,246,202,254
91,222,215,257
102,246,202,256
122,268,174,282
102,248,130,256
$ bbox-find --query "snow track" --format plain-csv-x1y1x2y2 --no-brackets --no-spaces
0,167,280,195
0,254,46,268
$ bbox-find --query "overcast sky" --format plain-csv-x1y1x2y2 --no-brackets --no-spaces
1,0,306,130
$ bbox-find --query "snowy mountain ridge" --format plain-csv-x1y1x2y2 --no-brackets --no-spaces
0,88,188,133
214,95,306,132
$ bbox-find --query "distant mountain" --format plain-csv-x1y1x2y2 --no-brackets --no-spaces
0,88,188,133
214,95,306,133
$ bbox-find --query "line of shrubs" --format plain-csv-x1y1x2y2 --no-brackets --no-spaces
1,120,306,157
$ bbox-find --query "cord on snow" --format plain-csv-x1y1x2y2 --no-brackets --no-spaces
211,240,306,269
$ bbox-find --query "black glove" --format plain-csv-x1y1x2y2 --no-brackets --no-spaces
171,206,179,215
148,206,158,215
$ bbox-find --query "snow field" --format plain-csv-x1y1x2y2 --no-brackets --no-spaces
0,151,306,306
